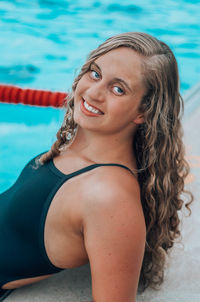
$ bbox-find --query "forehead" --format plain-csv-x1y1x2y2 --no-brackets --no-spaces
94,47,144,86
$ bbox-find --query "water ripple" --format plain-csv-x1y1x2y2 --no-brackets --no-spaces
107,3,142,14
0,0,199,93
0,65,40,84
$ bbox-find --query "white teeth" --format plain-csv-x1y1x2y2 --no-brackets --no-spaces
83,100,102,114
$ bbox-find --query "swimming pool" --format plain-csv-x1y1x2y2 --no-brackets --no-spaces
0,0,200,192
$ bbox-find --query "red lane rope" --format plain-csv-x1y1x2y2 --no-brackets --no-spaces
0,84,67,107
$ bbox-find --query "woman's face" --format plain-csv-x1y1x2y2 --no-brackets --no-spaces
73,47,145,137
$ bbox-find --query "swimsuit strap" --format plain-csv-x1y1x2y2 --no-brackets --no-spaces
91,163,135,175
49,158,137,178
65,163,136,178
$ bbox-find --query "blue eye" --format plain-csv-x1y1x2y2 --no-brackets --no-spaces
113,86,124,95
90,70,100,80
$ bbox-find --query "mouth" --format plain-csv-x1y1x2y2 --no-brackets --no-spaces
81,98,104,116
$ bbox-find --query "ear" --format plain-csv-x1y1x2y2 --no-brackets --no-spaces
133,113,144,125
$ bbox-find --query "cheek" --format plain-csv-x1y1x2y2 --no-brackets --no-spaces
109,99,139,123
74,88,83,107
74,77,89,100
74,82,81,98
108,98,132,115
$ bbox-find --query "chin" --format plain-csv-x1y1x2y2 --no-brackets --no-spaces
73,110,91,130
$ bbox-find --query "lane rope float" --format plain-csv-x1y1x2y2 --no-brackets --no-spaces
0,84,67,108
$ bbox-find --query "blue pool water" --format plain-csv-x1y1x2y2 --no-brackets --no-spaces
0,0,200,192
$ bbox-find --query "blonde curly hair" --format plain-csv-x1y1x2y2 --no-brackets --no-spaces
39,32,193,291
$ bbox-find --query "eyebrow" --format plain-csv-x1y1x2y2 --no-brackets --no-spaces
90,62,133,93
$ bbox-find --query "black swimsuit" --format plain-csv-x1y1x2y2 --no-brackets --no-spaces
0,152,132,288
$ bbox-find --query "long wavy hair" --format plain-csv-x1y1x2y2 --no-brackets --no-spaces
39,32,193,291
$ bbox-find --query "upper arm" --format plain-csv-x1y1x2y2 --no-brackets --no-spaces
82,172,146,302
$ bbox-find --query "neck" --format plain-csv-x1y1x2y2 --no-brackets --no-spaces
67,126,136,165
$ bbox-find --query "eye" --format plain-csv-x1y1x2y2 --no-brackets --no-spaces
90,70,100,80
113,86,125,95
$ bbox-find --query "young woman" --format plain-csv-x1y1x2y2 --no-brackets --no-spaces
0,32,192,302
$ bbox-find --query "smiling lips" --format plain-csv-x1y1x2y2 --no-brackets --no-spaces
81,98,104,116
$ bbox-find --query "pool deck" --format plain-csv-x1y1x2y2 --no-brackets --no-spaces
5,83,200,302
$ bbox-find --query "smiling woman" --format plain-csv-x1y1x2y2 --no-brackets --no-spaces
73,47,144,135
0,32,193,302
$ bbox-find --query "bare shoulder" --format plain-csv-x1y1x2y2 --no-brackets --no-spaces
81,166,146,301
81,164,146,246
82,164,144,218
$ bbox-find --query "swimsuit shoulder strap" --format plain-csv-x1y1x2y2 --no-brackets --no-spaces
48,157,137,178
65,163,136,178
95,163,135,175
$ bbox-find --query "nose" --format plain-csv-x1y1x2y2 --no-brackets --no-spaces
86,81,105,103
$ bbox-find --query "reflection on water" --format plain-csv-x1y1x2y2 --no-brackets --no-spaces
0,65,40,84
